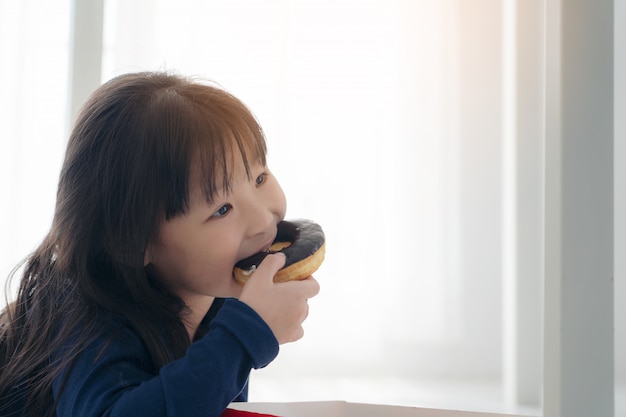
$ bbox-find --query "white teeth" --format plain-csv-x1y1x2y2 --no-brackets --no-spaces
243,266,256,275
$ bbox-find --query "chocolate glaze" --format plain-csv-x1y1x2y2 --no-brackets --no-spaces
235,219,324,271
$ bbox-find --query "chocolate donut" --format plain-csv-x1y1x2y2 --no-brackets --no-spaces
233,219,325,284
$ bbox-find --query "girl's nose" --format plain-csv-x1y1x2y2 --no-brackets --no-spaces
245,198,276,238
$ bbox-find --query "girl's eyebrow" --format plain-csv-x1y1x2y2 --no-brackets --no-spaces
199,184,230,206
206,194,230,209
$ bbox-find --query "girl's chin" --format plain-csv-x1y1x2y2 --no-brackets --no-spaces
212,278,244,299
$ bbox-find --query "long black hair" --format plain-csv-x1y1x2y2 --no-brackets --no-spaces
0,71,267,416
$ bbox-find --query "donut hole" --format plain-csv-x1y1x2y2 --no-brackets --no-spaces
269,241,292,252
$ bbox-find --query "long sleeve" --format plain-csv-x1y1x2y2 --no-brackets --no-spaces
53,299,279,417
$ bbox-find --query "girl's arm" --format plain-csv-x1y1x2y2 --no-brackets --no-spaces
53,299,278,417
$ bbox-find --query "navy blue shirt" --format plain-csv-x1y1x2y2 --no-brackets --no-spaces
52,298,278,417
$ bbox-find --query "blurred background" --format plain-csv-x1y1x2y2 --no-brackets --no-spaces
0,1,623,415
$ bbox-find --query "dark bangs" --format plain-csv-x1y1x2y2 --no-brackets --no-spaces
150,81,268,219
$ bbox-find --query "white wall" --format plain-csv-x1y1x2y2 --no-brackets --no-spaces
615,0,626,389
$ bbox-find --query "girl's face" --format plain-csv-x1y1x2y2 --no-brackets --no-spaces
145,151,287,305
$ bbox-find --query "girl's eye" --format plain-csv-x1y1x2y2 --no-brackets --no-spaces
255,173,267,186
212,204,232,218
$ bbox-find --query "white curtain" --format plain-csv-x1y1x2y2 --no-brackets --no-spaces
0,0,71,295
14,0,626,414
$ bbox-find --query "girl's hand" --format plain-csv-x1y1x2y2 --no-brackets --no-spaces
239,253,320,344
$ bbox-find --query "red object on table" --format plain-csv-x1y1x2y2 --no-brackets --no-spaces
220,408,281,417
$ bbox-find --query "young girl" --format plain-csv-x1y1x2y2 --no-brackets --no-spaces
0,71,320,417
